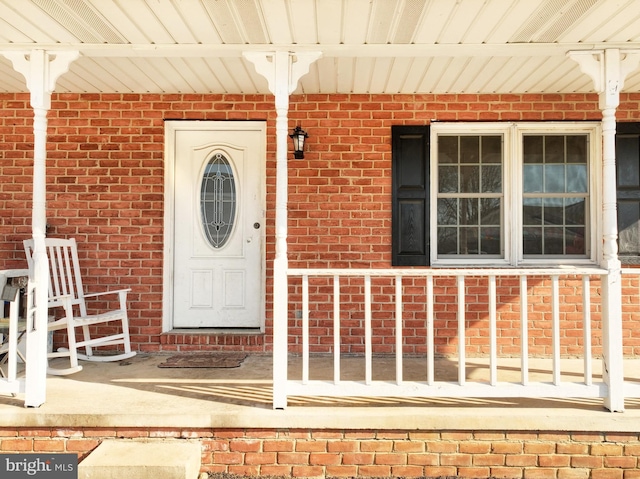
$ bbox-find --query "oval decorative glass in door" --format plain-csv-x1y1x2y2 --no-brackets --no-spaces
200,152,236,248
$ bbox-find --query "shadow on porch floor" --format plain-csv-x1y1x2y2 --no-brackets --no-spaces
1,354,639,432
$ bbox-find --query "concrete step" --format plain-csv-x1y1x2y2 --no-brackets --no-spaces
78,439,201,479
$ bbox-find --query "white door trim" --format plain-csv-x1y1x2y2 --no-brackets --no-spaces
163,120,266,332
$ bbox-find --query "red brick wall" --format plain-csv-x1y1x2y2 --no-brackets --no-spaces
1,427,639,478
1,92,640,356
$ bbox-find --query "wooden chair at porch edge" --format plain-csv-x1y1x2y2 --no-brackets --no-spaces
24,238,136,376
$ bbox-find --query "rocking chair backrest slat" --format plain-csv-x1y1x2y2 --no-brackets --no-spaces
25,238,87,315
48,244,65,299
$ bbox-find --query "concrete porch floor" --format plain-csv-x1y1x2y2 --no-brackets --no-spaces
1,354,640,432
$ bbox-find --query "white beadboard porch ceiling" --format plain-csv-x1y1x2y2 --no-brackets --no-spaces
1,0,640,95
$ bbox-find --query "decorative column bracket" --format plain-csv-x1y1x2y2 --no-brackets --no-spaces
3,50,79,110
244,50,321,410
569,48,640,413
569,49,640,109
1,49,78,407
244,51,321,97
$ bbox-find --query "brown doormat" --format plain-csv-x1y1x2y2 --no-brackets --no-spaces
157,352,248,368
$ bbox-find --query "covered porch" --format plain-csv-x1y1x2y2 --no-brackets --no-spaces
1,0,640,416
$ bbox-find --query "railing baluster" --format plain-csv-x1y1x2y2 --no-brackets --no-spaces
427,275,434,385
395,275,403,385
520,275,529,386
457,275,466,386
302,275,309,385
365,275,372,385
583,275,592,386
552,275,561,386
489,275,497,386
333,275,340,385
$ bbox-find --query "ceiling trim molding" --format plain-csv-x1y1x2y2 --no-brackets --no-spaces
2,42,640,59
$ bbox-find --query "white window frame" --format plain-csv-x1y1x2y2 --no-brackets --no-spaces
430,122,601,267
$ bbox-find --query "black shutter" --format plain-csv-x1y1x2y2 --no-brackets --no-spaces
392,125,430,266
616,122,640,263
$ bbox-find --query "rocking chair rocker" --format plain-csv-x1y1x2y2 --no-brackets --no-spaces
24,238,136,375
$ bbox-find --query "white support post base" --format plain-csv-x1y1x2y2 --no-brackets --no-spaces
244,51,321,409
2,49,78,407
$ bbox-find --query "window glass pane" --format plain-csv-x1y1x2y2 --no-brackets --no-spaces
481,165,502,193
523,227,542,254
481,136,502,164
616,136,640,188
437,198,458,225
460,227,479,254
567,165,587,193
480,198,501,226
460,136,479,163
545,136,564,163
544,227,564,254
480,227,501,255
480,198,501,255
523,136,543,164
438,136,458,164
438,227,457,254
460,165,479,193
439,166,458,193
459,198,478,225
619,201,640,256
566,135,587,163
566,227,585,254
543,197,564,225
544,165,565,193
565,198,585,225
523,198,542,226
524,165,543,193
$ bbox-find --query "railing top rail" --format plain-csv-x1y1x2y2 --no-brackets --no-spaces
288,267,608,277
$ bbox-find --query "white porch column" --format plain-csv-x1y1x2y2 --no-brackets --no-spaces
244,51,321,409
570,49,640,412
2,50,78,407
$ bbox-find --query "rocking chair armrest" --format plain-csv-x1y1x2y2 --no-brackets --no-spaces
84,288,131,298
47,293,74,311
83,288,131,299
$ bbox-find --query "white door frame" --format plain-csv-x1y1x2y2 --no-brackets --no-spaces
163,120,267,332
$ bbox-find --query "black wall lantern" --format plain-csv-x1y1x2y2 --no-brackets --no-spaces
289,126,308,159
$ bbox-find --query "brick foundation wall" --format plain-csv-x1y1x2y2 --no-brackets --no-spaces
1,92,640,356
1,427,639,478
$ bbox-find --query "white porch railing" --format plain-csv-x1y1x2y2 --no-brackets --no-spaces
278,267,623,409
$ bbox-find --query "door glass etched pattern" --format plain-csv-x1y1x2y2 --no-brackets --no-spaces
201,153,236,248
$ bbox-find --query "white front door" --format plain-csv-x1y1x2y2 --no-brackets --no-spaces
166,121,265,329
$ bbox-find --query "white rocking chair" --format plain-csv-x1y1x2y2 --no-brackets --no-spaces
24,238,136,375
